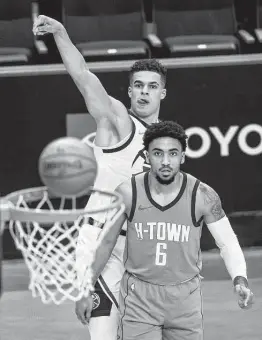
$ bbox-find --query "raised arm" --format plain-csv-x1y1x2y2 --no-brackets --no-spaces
197,183,253,309
33,16,130,129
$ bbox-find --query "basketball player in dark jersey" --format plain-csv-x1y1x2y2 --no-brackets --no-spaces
85,121,254,340
33,15,166,340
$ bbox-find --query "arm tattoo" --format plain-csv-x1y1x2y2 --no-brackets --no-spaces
199,183,225,220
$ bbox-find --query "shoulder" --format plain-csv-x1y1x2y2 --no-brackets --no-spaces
196,181,220,208
115,180,133,213
128,111,148,130
197,181,218,198
196,181,225,222
107,96,133,135
109,97,130,121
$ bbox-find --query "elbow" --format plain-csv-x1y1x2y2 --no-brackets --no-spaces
77,61,89,80
101,237,117,251
218,233,240,257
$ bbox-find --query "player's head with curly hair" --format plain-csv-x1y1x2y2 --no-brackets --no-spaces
129,59,167,86
143,121,188,185
143,121,188,151
128,59,167,120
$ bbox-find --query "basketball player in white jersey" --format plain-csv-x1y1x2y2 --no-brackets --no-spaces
33,16,166,339
85,121,254,340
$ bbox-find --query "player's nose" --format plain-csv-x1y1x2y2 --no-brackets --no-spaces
162,154,170,165
141,85,149,95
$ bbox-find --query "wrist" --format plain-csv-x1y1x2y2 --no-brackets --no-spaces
91,277,97,290
233,276,248,288
54,24,66,37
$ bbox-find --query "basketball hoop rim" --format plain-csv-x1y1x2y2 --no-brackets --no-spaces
1,186,123,223
0,184,126,305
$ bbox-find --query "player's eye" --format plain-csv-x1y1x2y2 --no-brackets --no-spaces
154,151,162,156
134,83,142,88
170,152,177,156
150,85,157,89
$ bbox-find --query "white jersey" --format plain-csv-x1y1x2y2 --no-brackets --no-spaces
77,112,151,297
82,112,150,222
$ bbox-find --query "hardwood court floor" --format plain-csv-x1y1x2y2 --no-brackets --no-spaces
1,249,261,340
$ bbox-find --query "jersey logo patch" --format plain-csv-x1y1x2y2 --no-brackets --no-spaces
92,293,101,309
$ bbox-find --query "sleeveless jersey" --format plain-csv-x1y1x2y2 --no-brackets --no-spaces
124,171,203,285
82,112,150,222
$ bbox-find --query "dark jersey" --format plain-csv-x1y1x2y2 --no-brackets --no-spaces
124,171,203,285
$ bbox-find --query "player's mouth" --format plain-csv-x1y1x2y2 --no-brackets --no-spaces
137,98,149,106
161,169,171,176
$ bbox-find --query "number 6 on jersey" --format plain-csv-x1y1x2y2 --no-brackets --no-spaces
155,242,167,266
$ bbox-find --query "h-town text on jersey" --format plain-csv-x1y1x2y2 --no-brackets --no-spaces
134,222,191,242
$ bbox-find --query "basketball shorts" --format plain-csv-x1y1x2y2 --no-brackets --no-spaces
118,272,203,340
89,288,120,340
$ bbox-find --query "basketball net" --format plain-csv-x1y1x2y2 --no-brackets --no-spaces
0,186,124,305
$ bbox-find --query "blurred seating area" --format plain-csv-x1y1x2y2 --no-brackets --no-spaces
1,0,262,66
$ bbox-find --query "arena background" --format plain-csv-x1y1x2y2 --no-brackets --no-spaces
1,50,262,340
1,56,262,257
1,0,262,338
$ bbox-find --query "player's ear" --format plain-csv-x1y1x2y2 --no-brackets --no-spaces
128,86,132,98
161,88,166,100
145,150,149,163
181,152,185,164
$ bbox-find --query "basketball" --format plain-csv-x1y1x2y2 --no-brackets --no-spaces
38,137,97,197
